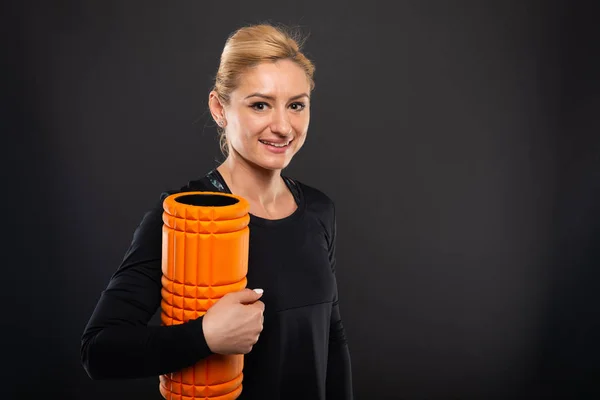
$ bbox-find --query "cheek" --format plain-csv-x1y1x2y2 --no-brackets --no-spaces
293,130,308,150
228,116,258,148
239,114,268,139
293,112,310,130
296,119,310,140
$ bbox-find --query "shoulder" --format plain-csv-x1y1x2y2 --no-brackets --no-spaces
162,173,219,199
289,177,334,207
127,172,224,247
144,174,217,215
285,176,337,228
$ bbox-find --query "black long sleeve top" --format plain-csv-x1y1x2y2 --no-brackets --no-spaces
80,169,353,399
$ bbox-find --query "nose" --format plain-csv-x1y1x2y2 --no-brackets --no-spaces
270,109,292,136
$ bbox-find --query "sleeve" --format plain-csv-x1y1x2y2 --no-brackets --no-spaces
326,203,354,399
80,192,213,380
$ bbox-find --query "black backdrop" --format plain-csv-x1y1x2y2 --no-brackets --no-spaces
4,1,600,399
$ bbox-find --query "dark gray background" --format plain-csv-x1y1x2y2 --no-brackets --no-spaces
4,1,599,399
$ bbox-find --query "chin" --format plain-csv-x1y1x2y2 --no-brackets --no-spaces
258,160,290,171
253,156,292,172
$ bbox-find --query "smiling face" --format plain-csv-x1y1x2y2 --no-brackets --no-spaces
210,59,311,171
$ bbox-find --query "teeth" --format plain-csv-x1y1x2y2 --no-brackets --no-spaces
261,140,289,148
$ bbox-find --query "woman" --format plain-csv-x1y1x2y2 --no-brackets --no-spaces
81,23,353,399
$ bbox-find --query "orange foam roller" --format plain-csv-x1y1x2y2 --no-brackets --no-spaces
159,191,250,400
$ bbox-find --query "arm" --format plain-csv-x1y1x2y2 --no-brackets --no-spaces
80,193,213,380
326,204,354,399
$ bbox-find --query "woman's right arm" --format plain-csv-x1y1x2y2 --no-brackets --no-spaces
80,192,213,380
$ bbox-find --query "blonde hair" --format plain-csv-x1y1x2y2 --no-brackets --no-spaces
212,23,316,156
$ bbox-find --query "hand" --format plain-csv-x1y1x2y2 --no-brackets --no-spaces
202,288,265,355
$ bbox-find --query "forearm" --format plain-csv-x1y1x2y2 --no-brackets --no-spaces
81,292,212,380
326,303,353,399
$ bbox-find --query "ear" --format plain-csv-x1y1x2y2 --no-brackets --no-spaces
208,91,226,127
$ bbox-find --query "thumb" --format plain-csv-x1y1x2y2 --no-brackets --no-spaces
234,288,264,304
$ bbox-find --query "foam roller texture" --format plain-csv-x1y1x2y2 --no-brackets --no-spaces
159,191,250,400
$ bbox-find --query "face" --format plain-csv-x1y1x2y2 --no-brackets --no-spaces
210,59,311,171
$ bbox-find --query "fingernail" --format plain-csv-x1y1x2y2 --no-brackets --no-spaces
253,288,264,294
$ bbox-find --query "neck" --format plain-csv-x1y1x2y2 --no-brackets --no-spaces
217,152,286,208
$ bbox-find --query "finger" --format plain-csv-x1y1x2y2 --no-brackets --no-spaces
236,288,264,304
254,300,265,312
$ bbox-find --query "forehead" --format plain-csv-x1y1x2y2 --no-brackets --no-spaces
234,59,310,97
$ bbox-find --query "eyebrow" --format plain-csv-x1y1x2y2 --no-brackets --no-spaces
244,92,310,101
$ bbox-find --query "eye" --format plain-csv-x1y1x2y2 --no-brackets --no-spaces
250,102,269,111
290,102,306,111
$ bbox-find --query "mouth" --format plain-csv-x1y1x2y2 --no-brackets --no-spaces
259,139,293,149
